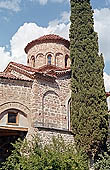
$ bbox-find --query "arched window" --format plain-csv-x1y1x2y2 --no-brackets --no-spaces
65,55,69,67
31,56,35,67
47,55,52,65
27,59,29,64
67,98,71,130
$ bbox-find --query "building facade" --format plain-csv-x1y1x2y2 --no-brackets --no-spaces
0,34,74,161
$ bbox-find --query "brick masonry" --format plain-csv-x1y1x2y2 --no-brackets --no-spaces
27,42,70,68
0,36,74,144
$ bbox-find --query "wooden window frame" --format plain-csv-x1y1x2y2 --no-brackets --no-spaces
7,111,19,126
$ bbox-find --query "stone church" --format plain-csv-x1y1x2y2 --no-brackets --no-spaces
0,34,74,161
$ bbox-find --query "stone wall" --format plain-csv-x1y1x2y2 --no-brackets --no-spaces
32,74,71,130
0,72,72,145
27,42,70,68
36,127,74,145
0,78,32,129
0,73,71,133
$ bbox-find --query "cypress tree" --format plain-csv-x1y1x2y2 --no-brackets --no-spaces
70,0,108,158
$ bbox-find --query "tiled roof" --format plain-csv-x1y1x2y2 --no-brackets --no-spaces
37,64,66,72
0,72,30,81
0,72,16,79
4,61,71,80
24,34,70,54
5,62,39,73
36,34,68,41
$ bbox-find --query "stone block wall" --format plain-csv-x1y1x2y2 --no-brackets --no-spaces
31,74,71,130
0,73,72,142
0,78,32,129
27,42,70,69
35,127,74,145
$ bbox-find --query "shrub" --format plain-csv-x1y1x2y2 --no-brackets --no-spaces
1,136,89,170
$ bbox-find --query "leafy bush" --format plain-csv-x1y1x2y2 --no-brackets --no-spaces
94,152,110,170
94,143,110,170
0,136,89,170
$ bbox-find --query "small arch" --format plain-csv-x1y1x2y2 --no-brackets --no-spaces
0,102,31,127
27,58,29,64
47,54,52,65
0,108,29,128
43,90,59,99
55,53,63,67
65,55,68,67
42,91,61,128
42,90,59,109
36,53,45,67
0,108,28,162
0,102,30,115
65,55,69,67
31,55,35,67
36,53,44,59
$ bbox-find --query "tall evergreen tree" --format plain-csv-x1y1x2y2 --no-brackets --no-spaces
70,0,108,158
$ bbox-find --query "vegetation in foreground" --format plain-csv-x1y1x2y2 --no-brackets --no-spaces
0,136,89,170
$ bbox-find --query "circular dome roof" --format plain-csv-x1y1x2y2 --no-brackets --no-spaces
24,34,70,54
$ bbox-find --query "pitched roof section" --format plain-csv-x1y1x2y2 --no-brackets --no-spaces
4,62,39,73
24,34,70,54
37,64,71,77
0,72,16,79
37,64,66,72
4,62,71,80
0,72,31,81
4,62,39,80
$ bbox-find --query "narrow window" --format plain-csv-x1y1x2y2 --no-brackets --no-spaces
27,59,29,64
31,56,35,67
65,55,68,67
68,99,71,130
8,113,18,124
47,55,52,65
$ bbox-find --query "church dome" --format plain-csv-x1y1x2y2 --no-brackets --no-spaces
24,34,70,54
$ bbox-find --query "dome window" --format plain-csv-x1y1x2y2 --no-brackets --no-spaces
31,56,35,67
47,55,52,65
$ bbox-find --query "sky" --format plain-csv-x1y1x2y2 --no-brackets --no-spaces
0,0,110,93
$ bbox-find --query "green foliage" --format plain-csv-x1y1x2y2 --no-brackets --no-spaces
0,136,89,170
70,0,108,157
94,152,110,170
94,143,110,169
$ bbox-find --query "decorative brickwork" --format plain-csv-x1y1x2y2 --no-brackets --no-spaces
27,41,70,69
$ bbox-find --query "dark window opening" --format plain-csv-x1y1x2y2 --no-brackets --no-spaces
47,55,52,65
27,59,29,64
31,56,35,67
65,56,68,67
8,113,18,124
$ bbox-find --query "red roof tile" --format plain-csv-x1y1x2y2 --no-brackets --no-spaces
106,92,110,97
0,72,26,81
37,64,65,72
24,34,70,54
0,72,15,78
7,62,39,72
4,61,71,79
